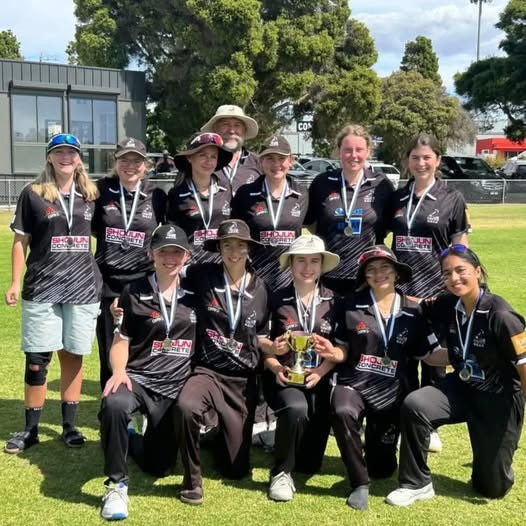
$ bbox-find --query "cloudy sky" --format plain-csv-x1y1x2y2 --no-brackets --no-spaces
2,0,509,93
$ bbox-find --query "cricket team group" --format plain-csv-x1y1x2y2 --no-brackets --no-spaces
4,104,526,520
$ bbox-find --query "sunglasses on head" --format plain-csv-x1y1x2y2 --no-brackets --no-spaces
47,133,81,150
358,248,391,266
189,133,223,148
439,244,469,258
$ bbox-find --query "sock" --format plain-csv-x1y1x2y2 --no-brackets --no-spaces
61,401,79,429
25,407,43,434
347,484,369,511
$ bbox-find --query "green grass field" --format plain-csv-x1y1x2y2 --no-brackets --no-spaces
0,206,525,525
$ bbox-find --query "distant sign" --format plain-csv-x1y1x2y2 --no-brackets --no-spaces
296,121,312,132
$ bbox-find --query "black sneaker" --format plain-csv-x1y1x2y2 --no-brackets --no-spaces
5,431,39,454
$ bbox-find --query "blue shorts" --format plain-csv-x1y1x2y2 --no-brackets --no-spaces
21,300,100,355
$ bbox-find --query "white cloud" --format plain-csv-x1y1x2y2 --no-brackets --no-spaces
2,2,76,62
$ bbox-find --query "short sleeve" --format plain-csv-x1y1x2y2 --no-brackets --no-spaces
10,185,35,236
490,310,526,364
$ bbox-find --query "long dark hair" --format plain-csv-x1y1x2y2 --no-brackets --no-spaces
402,133,443,183
439,245,488,286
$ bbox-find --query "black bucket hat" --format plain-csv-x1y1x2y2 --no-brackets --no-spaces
355,245,412,285
173,132,233,172
203,219,262,252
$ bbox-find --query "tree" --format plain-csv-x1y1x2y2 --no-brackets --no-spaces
400,36,441,84
68,0,381,151
373,71,459,164
455,0,526,141
470,0,492,61
0,29,22,60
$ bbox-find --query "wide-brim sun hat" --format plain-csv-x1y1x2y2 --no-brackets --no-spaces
203,219,262,252
355,245,412,285
173,132,233,172
200,104,259,140
279,234,340,274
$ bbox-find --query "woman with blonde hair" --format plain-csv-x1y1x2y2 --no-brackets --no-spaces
5,133,101,454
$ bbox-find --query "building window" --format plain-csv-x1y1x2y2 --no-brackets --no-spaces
11,93,63,173
70,96,117,145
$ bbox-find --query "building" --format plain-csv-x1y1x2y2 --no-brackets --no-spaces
0,59,146,178
476,136,526,160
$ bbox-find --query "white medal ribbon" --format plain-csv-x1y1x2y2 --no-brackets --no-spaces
264,179,288,231
340,171,364,222
189,179,215,230
405,180,435,234
223,157,240,183
455,290,483,362
223,271,247,338
370,290,400,351
57,181,76,233
119,181,142,233
155,277,178,340
295,287,318,334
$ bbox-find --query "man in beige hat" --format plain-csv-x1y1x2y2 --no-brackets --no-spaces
201,104,261,194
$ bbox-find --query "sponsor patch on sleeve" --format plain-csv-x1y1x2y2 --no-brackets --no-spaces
511,332,526,356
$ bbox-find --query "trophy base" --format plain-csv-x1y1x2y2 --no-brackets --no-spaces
287,371,306,386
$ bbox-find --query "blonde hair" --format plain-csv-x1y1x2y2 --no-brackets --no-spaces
32,161,98,202
335,124,372,149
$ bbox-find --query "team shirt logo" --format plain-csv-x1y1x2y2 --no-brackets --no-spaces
194,229,218,246
472,330,486,348
396,328,409,346
151,338,193,356
427,208,440,224
142,205,153,219
227,222,239,234
328,192,339,201
150,311,161,320
355,321,368,334
83,205,92,221
395,235,432,253
206,328,242,356
363,191,375,203
356,354,398,377
45,206,60,219
259,230,296,245
221,202,231,216
105,227,146,248
51,236,90,252
103,201,119,212
244,310,257,328
290,203,301,217
254,203,266,216
208,297,221,312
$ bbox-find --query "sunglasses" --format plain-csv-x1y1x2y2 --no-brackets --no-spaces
439,244,469,258
47,133,81,150
189,133,223,148
358,249,392,266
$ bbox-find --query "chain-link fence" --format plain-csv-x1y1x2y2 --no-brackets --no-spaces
1,177,526,209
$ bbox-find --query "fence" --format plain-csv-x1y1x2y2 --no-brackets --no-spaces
1,177,526,209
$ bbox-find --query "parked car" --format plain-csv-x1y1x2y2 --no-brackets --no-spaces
288,161,318,186
367,161,401,189
501,160,526,196
439,155,504,203
302,158,341,174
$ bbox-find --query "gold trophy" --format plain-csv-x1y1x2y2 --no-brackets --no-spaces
286,331,314,385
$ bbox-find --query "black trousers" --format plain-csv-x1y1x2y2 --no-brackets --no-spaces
331,385,400,489
263,372,331,476
398,374,524,498
100,380,178,483
174,366,258,490
96,296,117,391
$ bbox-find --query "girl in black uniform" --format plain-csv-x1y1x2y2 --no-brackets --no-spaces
389,133,470,452
330,245,437,510
386,246,526,507
305,124,394,294
264,234,340,502
231,135,308,290
5,133,101,454
167,132,233,264
93,137,166,390
175,219,271,505
99,225,196,521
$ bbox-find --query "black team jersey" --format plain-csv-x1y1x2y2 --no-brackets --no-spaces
389,178,469,297
118,274,197,399
93,177,166,298
182,262,270,375
305,169,393,283
231,175,308,290
334,289,436,412
270,284,337,369
11,184,101,304
424,290,526,394
166,175,232,265
215,149,261,195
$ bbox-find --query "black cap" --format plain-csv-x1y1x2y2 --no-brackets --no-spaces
151,225,191,252
259,135,292,158
115,137,147,158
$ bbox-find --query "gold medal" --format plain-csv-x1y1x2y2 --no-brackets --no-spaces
163,337,172,350
459,367,471,382
344,225,353,236
381,355,392,367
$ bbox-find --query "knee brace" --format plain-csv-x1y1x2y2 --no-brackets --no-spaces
24,352,52,386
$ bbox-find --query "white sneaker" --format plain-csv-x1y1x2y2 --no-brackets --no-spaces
428,431,443,453
385,483,435,506
101,481,129,520
269,471,296,502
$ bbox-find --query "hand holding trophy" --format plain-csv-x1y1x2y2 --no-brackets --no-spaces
285,330,315,385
